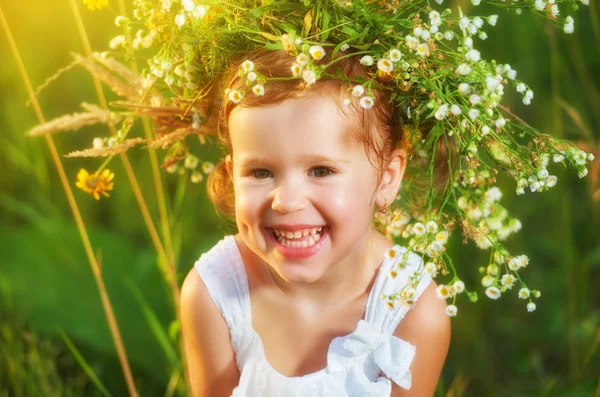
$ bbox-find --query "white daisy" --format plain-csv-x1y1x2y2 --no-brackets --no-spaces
501,274,516,289
485,286,501,300
252,84,265,96
389,49,403,62
469,94,482,105
426,220,438,233
377,58,394,73
228,90,243,103
468,109,480,120
302,69,317,85
384,247,401,260
416,43,430,57
518,288,530,299
429,11,442,26
456,64,472,76
405,35,419,50
290,63,303,77
458,83,471,95
359,55,374,66
359,96,375,109
351,85,365,97
175,13,186,27
453,280,465,293
436,284,451,300
296,53,310,66
435,230,449,244
425,262,438,277
412,222,426,235
445,305,458,317
309,45,326,60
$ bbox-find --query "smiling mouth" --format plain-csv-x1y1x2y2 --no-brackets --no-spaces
268,226,328,248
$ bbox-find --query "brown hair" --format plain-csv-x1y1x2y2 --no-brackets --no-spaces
206,46,449,221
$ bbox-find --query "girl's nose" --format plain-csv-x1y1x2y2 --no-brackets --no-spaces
271,179,306,213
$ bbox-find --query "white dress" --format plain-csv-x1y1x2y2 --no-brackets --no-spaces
194,235,432,397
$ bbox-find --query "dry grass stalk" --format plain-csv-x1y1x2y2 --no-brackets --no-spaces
91,52,144,89
65,137,145,158
27,102,115,136
26,58,82,106
74,53,140,100
149,128,199,149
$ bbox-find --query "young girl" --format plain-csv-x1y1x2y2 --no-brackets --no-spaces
180,48,451,397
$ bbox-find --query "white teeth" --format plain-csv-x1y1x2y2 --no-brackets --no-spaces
274,227,324,247
314,232,321,241
294,231,302,238
301,240,308,248
285,231,294,239
307,237,315,246
302,229,310,237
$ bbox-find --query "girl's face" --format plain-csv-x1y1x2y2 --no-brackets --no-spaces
227,94,395,285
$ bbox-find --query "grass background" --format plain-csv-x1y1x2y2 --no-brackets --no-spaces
0,0,599,396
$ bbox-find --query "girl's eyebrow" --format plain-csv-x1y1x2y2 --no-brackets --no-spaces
238,154,350,166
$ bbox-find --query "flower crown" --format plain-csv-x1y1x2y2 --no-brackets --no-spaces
31,0,594,317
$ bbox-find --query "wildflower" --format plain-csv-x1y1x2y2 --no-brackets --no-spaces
359,55,374,66
444,31,454,40
435,230,449,244
291,63,303,77
184,154,199,169
309,45,326,60
527,302,537,312
352,85,365,97
534,0,546,10
109,35,126,49
93,137,104,149
451,105,462,115
426,220,438,232
468,109,480,120
202,161,215,174
76,168,114,200
526,89,534,99
578,168,588,178
302,69,317,85
405,35,419,50
485,286,501,300
425,262,438,277
182,0,194,11
83,0,108,11
518,288,531,299
414,42,428,57
456,64,472,76
435,104,449,120
501,274,516,289
385,247,401,260
293,54,309,67
453,280,465,293
564,18,574,34
479,32,488,40
470,94,482,105
413,222,426,235
495,118,506,128
481,275,494,287
228,90,243,103
550,4,559,17
429,11,442,26
458,83,471,95
459,17,470,30
420,30,431,41
191,171,204,183
246,72,257,82
359,96,375,109
488,15,499,26
523,96,531,105
241,60,255,73
436,284,451,299
377,58,394,73
115,16,126,27
252,84,265,96
192,5,208,18
389,49,403,62
473,17,484,29
465,49,481,62
175,13,186,27
445,305,458,317
340,44,350,51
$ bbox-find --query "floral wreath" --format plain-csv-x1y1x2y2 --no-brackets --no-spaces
30,0,595,317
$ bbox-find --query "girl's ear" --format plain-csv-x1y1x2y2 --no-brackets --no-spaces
375,148,407,209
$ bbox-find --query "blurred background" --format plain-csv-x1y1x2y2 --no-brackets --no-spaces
0,0,599,396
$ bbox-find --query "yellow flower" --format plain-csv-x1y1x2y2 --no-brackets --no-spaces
82,0,108,11
76,168,115,200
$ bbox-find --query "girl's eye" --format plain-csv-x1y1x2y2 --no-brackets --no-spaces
250,169,272,179
310,167,335,178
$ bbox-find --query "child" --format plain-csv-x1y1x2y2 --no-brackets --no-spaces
180,48,451,397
